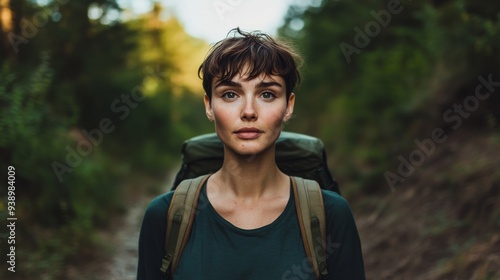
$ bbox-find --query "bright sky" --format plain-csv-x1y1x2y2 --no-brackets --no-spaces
123,0,299,43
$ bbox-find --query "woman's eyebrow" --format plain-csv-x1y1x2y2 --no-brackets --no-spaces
214,80,241,89
256,81,283,88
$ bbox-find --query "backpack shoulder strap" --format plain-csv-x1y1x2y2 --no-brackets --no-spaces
160,174,210,277
291,176,329,279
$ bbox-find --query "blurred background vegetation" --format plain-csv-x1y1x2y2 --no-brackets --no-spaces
0,0,499,279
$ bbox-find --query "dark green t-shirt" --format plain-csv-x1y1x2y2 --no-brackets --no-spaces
137,183,365,280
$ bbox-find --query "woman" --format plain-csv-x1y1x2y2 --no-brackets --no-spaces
137,28,365,279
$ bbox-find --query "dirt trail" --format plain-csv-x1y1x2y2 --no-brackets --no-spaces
65,192,153,280
104,173,175,280
70,171,177,280
104,195,152,280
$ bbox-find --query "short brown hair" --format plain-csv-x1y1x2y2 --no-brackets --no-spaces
198,28,302,100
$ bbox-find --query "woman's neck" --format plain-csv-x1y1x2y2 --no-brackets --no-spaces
210,147,288,199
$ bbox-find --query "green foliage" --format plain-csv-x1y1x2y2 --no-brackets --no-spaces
0,54,123,278
96,14,211,175
1,1,212,277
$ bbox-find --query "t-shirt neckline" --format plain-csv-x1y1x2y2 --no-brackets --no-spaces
202,179,294,235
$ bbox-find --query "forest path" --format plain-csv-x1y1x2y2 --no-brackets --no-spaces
105,171,176,280
67,170,177,280
104,194,153,280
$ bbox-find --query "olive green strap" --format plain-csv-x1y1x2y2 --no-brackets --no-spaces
292,176,329,279
161,175,210,277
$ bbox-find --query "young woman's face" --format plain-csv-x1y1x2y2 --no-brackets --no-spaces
204,68,295,157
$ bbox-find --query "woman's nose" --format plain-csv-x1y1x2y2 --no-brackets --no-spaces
240,97,257,121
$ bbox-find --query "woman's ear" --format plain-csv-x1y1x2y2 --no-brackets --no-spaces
204,94,214,122
283,93,295,121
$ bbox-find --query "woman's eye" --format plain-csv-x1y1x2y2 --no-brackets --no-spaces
261,91,275,99
222,91,237,99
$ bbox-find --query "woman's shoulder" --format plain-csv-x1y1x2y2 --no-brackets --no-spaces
143,191,175,220
320,190,354,218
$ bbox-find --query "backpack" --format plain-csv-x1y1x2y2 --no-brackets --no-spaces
171,131,340,194
161,132,339,279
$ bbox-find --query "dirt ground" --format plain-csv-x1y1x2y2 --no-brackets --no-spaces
356,130,500,280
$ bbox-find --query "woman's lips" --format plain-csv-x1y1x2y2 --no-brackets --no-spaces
234,128,263,139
